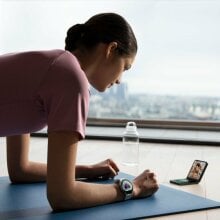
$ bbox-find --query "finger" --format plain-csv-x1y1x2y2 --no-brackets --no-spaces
98,164,117,179
107,159,120,173
102,164,118,178
151,184,159,194
151,176,157,182
107,158,120,173
148,175,157,183
108,164,118,177
148,172,156,179
143,169,150,174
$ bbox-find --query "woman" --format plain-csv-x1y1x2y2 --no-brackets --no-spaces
0,13,159,211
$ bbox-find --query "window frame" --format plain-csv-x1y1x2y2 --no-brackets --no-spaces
87,118,220,131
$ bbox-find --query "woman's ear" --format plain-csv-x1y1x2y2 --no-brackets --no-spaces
106,42,118,58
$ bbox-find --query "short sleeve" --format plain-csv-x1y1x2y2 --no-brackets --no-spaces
38,51,90,139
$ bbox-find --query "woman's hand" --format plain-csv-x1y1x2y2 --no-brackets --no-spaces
132,170,159,198
87,158,120,180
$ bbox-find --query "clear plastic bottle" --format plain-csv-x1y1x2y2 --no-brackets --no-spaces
122,121,139,166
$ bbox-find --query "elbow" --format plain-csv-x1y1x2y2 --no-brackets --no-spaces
9,175,21,184
8,169,26,183
8,163,33,183
47,193,69,212
47,185,79,211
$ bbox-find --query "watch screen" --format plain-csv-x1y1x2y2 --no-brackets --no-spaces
122,180,132,191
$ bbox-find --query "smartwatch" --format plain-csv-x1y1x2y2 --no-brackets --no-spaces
116,178,133,200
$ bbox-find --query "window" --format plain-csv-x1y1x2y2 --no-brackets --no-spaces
1,0,220,128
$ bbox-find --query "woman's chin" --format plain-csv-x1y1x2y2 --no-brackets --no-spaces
94,85,107,93
98,87,107,92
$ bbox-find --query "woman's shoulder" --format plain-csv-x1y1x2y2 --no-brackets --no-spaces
23,49,67,62
49,50,83,77
0,49,65,57
0,49,66,66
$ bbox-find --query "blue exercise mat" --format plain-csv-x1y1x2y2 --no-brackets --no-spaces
0,172,220,220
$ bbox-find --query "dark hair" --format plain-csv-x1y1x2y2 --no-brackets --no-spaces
65,13,137,56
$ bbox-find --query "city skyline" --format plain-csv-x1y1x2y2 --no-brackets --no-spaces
89,82,220,121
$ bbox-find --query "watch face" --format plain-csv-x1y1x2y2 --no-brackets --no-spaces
121,179,133,192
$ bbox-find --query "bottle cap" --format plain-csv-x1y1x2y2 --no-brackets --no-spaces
124,121,139,135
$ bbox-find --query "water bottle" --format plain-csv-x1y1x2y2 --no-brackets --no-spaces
122,121,139,166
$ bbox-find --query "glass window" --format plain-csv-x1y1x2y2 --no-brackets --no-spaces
1,0,220,123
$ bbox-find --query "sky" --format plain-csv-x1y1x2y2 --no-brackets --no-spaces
0,0,220,97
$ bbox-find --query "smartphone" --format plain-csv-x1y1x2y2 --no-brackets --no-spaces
170,160,208,185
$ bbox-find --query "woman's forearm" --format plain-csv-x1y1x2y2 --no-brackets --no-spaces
48,180,124,211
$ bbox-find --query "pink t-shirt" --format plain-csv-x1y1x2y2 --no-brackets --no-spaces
0,49,90,139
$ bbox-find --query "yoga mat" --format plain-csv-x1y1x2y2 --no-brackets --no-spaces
0,172,220,220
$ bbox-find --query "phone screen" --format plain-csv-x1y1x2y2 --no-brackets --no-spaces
187,160,208,181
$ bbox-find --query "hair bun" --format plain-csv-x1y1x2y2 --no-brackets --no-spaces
65,23,86,51
67,24,86,37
